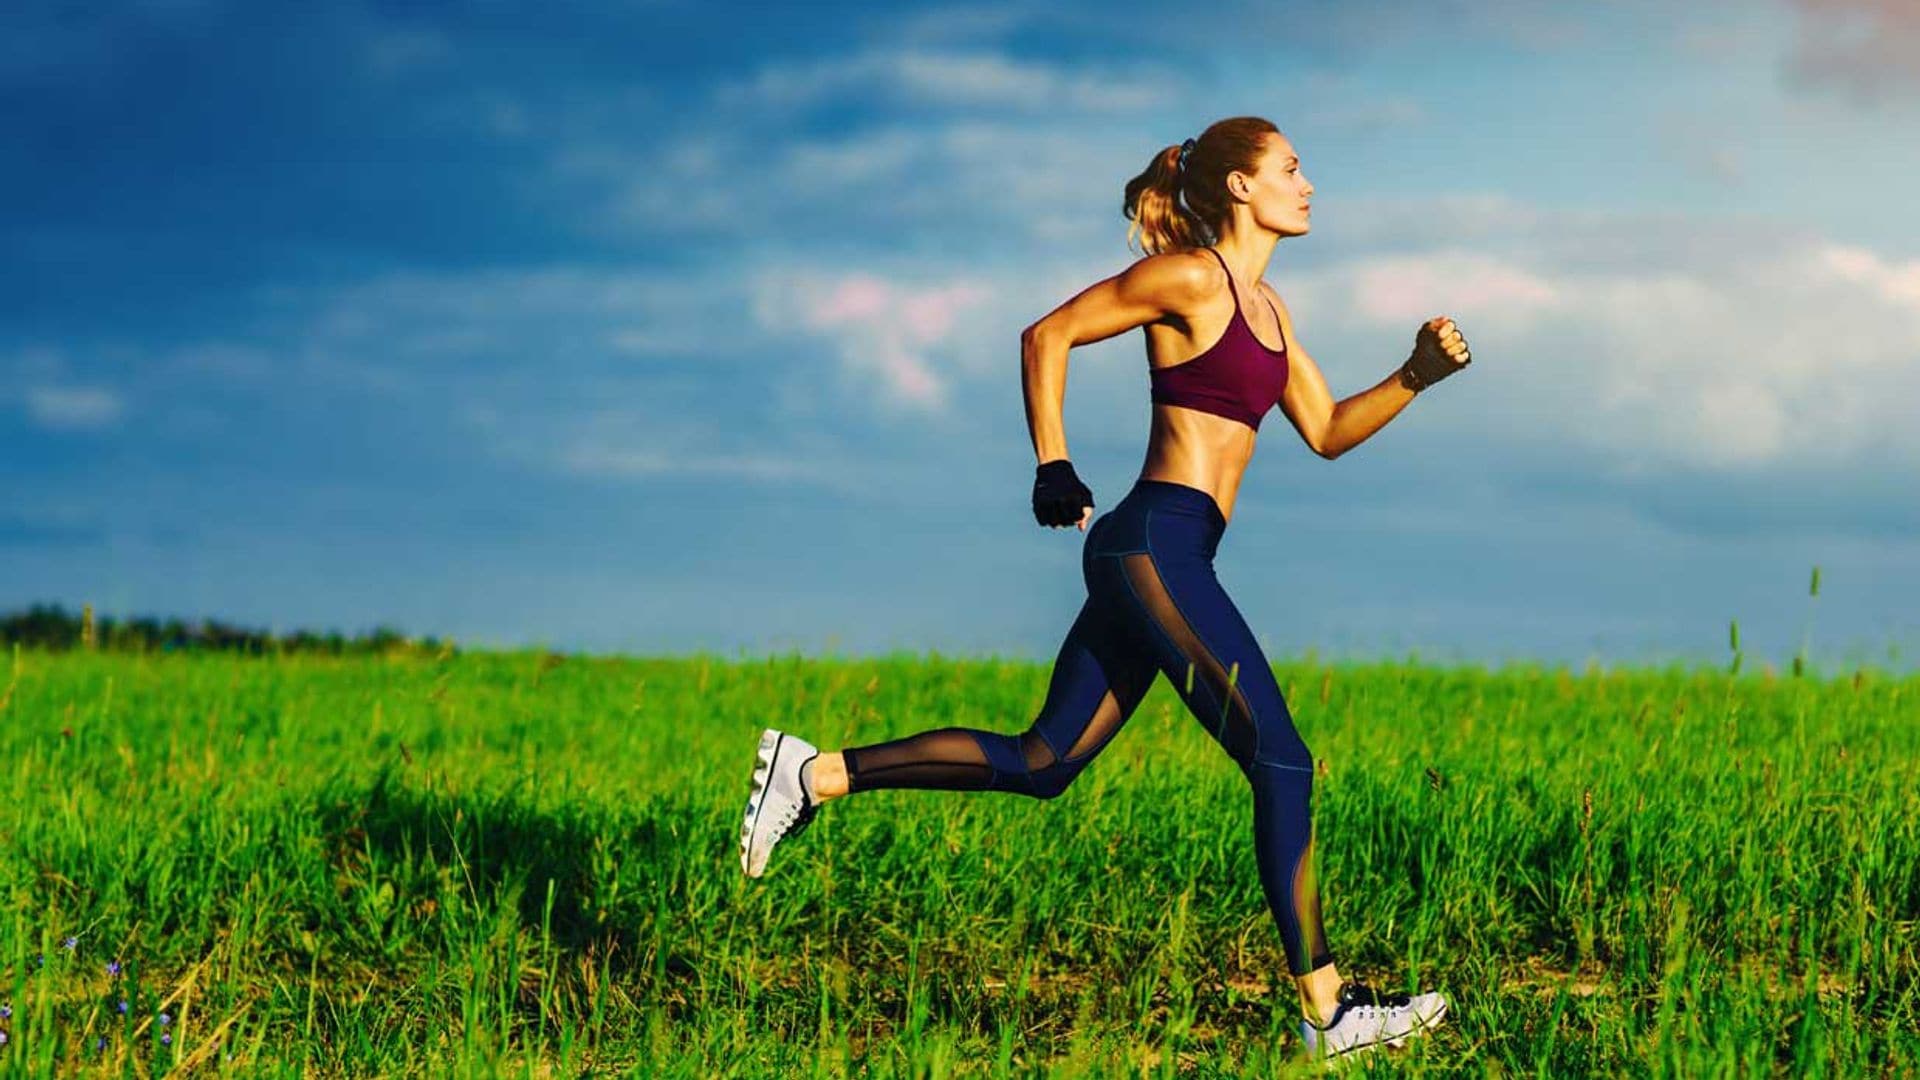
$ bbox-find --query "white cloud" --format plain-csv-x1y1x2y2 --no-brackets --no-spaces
575,115,1147,250
25,385,123,430
1281,227,1920,472
753,268,996,412
711,47,1180,113
1818,243,1920,308
243,258,1016,443
1344,252,1563,328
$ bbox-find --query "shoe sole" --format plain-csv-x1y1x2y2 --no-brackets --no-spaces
740,728,784,878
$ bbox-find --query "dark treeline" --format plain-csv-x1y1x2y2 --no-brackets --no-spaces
0,602,452,656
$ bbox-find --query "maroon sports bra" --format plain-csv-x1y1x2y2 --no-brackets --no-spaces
1149,246,1289,431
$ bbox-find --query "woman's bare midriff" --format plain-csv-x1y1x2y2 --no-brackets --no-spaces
1135,263,1284,527
1139,404,1256,525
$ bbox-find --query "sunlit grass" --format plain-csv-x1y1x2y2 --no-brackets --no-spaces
1,646,1915,1075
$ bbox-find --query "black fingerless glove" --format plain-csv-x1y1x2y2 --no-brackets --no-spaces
1398,324,1471,392
1032,459,1094,527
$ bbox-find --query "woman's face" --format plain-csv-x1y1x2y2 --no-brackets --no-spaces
1236,136,1314,237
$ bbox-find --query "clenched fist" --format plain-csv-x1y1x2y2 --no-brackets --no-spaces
1399,316,1472,392
1032,459,1095,530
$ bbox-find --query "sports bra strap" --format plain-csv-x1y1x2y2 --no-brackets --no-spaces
1204,246,1238,305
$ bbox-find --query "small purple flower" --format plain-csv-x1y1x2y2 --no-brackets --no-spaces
156,1012,170,1027
0,1030,8,1046
160,1032,171,1046
62,936,78,951
116,999,128,1015
106,961,121,977
94,1035,107,1052
0,1004,9,1019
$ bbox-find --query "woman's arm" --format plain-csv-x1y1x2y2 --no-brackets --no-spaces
1267,285,1457,460
1020,328,1074,466
1021,254,1208,465
1309,367,1419,460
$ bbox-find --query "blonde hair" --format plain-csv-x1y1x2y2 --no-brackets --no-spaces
1122,116,1282,255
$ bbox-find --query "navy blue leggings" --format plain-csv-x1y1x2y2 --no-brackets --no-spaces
843,479,1333,977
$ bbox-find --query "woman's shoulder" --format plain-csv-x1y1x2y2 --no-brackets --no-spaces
1122,246,1225,307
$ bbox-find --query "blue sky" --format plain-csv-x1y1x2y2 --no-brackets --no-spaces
6,0,1919,671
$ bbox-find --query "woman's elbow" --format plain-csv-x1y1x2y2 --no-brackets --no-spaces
1021,319,1060,348
1297,424,1344,457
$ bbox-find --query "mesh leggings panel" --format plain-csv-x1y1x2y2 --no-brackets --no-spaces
843,596,1155,799
1119,552,1261,763
841,728,996,790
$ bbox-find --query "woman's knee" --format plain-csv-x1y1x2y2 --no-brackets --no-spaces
1019,729,1086,799
1254,720,1313,772
1228,674,1309,771
1026,760,1084,800
976,727,1088,800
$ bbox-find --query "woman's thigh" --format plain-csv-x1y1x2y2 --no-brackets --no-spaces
1023,592,1160,771
1086,538,1310,773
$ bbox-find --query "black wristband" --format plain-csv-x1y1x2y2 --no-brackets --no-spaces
1398,359,1429,392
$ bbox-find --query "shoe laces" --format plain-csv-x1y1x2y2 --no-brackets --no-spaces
776,793,817,840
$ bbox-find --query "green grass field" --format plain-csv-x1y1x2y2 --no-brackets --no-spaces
1,645,1916,1076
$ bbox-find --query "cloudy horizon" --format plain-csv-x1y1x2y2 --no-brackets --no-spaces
6,0,1919,673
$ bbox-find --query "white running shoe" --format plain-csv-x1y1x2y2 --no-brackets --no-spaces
740,728,820,878
1298,980,1448,1061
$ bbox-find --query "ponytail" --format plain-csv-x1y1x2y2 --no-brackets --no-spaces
1123,143,1208,255
1122,116,1282,256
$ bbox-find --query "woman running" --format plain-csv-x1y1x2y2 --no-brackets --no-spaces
739,115,1471,1061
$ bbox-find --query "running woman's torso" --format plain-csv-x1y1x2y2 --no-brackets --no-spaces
1139,246,1292,526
